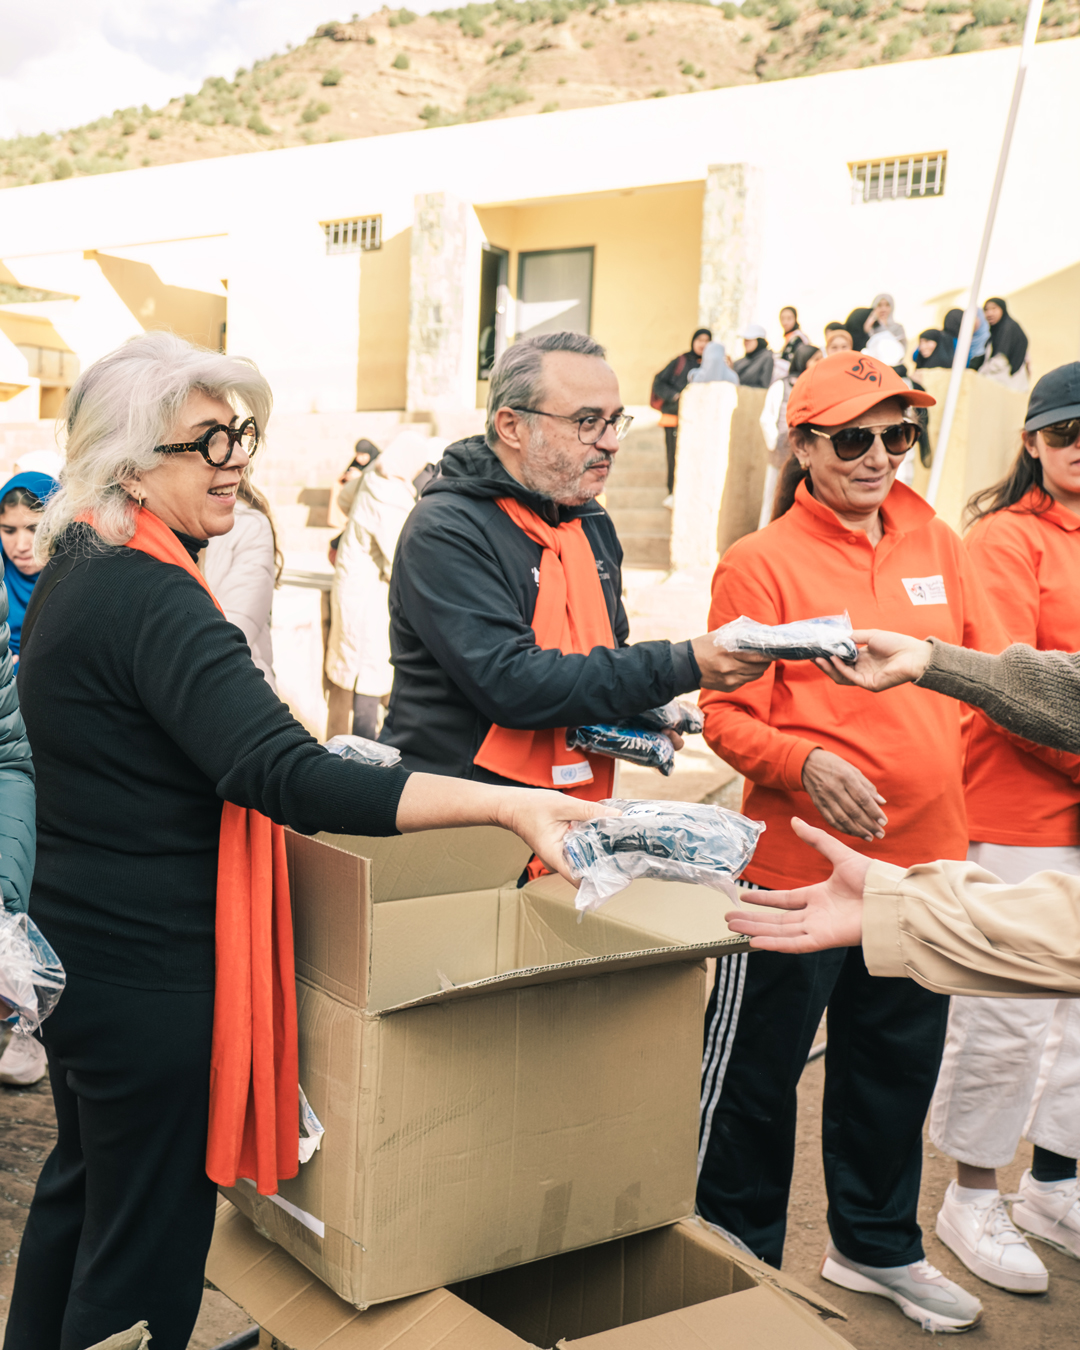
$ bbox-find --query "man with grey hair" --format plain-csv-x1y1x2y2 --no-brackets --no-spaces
380,331,768,789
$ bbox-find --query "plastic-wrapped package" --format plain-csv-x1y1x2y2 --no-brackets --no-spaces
563,799,765,913
566,725,676,776
325,734,402,768
0,910,66,1036
713,612,858,665
629,699,705,736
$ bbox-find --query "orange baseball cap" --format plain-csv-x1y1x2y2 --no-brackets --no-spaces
786,351,936,428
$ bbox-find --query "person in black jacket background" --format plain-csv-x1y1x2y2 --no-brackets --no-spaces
381,331,770,784
733,326,774,389
651,327,711,493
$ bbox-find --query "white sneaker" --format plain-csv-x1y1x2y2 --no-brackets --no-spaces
821,1238,983,1333
0,1030,47,1086
662,494,674,508
935,1181,1047,1292
1012,1169,1080,1259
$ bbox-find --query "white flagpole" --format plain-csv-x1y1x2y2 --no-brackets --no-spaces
925,0,1045,509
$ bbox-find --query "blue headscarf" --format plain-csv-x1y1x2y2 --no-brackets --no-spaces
0,471,60,656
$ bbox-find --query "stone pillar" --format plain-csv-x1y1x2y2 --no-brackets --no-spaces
670,380,738,572
697,164,765,352
406,192,484,417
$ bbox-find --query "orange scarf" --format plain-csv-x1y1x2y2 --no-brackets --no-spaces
124,508,298,1196
473,497,616,802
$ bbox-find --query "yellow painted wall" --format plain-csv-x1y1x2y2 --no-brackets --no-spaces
1004,262,1080,386
88,251,226,350
476,183,704,407
357,227,411,411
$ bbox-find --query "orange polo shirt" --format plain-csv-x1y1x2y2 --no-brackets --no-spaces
701,480,1008,889
963,493,1080,847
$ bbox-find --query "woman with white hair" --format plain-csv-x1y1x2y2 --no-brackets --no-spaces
325,429,440,740
2,332,607,1350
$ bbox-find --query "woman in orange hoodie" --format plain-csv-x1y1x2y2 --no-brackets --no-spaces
929,362,1080,1295
697,352,1007,1334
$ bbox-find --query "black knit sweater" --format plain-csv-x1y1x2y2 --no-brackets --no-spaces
18,525,411,991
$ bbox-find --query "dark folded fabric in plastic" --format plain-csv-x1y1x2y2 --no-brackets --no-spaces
325,734,403,768
629,699,704,735
566,725,676,775
714,613,858,665
563,798,765,911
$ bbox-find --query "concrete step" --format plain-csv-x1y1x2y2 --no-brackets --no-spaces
605,484,668,510
620,534,671,569
605,466,667,489
607,507,672,535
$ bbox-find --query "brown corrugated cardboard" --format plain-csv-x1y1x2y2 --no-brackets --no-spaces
225,827,750,1308
207,1203,853,1350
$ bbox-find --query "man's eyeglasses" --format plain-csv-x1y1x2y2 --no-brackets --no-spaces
511,408,634,446
1040,418,1080,449
808,421,920,462
155,417,259,468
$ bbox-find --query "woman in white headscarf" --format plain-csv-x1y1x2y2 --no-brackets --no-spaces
325,431,442,739
863,293,906,347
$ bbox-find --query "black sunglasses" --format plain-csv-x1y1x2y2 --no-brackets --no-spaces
155,417,259,468
1040,418,1080,449
808,421,920,462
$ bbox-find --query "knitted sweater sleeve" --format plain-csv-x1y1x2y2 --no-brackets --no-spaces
916,638,1080,754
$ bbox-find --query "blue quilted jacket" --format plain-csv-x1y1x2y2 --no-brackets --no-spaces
0,557,35,912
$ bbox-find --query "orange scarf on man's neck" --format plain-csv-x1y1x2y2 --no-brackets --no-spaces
473,497,615,801
124,507,298,1196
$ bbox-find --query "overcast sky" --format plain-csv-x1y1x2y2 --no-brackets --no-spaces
0,0,445,139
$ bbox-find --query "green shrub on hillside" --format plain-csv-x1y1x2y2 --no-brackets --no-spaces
322,67,344,84
883,28,912,57
393,52,411,68
952,25,983,49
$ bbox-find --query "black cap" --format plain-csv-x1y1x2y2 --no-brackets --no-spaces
1025,362,1080,432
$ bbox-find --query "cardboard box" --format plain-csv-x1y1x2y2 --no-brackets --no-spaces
207,1200,854,1349
225,826,750,1308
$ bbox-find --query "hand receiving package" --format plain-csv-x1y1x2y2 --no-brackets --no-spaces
566,725,676,776
563,798,765,912
0,910,66,1036
713,612,858,665
325,734,402,768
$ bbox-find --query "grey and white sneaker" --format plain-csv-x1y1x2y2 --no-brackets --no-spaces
0,1030,47,1086
821,1238,983,1333
935,1181,1048,1292
1012,1169,1080,1260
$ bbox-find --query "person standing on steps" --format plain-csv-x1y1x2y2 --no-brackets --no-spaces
733,325,774,389
929,363,1080,1296
651,328,711,498
778,306,811,364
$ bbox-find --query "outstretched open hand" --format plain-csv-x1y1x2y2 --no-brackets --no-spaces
724,818,873,953
814,629,933,693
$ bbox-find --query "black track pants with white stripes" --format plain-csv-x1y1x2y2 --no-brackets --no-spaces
697,943,948,1269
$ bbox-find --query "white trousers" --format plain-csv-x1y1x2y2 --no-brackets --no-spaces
929,841,1080,1168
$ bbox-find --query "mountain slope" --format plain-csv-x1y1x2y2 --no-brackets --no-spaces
0,0,1075,191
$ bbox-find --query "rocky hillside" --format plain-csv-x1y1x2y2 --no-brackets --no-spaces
1,0,1075,190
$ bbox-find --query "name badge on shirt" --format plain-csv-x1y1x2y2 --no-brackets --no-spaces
902,575,948,606
552,760,594,786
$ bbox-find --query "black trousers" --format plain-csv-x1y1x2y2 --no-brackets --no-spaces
3,973,218,1350
697,946,949,1269
664,425,678,493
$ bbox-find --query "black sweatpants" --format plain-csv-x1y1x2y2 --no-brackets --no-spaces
697,945,949,1270
3,973,218,1350
664,425,678,493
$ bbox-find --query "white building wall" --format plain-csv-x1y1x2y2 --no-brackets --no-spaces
0,39,1076,412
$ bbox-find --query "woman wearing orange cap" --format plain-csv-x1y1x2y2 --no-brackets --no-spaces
696,352,1007,1334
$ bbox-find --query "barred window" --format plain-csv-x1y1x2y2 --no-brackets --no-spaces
849,153,946,204
323,215,382,253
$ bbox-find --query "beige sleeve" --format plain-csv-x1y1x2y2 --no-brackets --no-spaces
862,859,1080,997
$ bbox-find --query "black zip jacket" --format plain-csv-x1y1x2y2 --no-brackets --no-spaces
381,436,700,782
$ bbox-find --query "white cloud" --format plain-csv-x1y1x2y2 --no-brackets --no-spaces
0,0,446,140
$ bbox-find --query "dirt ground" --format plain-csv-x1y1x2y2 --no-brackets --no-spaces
3,1048,1079,1349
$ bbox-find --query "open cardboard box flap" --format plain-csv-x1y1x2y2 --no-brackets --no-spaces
288,829,749,1015
208,1203,850,1350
